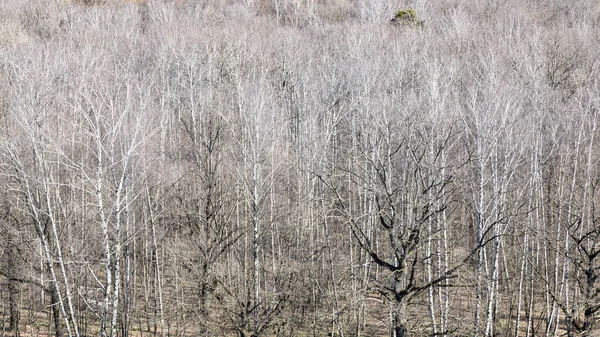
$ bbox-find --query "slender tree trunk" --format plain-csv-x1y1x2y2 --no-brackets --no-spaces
324,215,343,337
515,227,527,336
252,161,260,335
122,225,131,337
7,234,19,335
474,134,486,337
147,187,165,337
438,151,450,337
95,116,112,337
27,184,75,337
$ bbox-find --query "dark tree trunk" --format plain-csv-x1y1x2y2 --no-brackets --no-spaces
394,326,408,337
121,239,131,337
582,262,598,337
50,285,64,337
8,282,19,331
392,295,409,337
7,240,19,335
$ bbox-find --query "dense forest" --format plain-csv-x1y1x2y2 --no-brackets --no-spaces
0,0,599,336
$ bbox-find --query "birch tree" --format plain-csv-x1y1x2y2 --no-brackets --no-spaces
1,47,80,337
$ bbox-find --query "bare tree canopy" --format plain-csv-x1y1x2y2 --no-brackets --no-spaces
0,1,599,337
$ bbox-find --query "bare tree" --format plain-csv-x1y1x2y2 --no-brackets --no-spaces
1,48,80,337
317,107,483,336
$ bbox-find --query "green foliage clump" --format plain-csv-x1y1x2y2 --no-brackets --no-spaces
391,8,424,27
396,9,416,20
